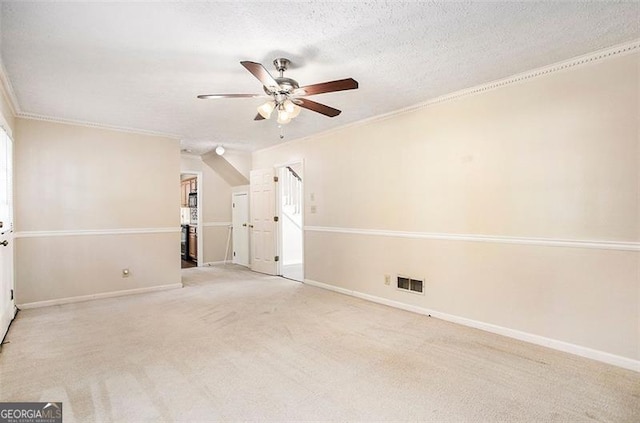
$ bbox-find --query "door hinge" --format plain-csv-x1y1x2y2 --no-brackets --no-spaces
233,203,235,208
10,289,13,300
274,255,280,262
274,216,279,222
233,251,236,257
273,176,279,182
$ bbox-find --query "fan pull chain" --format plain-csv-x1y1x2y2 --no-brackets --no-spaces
279,125,285,140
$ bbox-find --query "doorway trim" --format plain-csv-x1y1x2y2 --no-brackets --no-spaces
180,170,203,267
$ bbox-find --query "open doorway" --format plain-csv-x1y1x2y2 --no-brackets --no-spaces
180,172,202,268
277,162,303,281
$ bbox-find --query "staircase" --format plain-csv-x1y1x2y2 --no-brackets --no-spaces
282,166,302,219
280,165,303,278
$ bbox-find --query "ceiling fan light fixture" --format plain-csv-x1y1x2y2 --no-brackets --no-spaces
277,108,292,125
290,103,301,118
215,145,225,155
282,99,301,119
257,101,275,119
283,99,295,113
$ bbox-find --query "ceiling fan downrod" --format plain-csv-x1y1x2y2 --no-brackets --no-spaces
273,58,290,78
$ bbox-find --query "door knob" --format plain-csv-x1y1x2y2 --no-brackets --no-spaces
248,224,254,228
242,223,247,227
0,240,8,246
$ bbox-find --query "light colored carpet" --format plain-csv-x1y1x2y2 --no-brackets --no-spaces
1,265,638,422
281,263,304,282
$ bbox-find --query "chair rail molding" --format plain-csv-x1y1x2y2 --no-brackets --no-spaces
14,227,180,238
304,226,640,252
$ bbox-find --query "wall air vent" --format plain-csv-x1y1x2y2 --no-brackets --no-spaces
397,276,424,295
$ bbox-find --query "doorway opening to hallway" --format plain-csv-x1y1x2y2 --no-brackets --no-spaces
180,172,202,269
277,162,303,282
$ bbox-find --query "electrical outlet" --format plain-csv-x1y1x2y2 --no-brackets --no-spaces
122,268,130,277
310,205,317,214
384,274,391,285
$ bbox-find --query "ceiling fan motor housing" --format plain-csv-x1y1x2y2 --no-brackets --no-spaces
264,77,300,96
263,58,299,96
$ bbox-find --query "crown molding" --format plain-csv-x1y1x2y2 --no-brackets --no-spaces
0,58,180,139
409,39,640,110
0,57,180,139
16,112,181,139
0,58,20,116
256,38,640,154
1,38,638,150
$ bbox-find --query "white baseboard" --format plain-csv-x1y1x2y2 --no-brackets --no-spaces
303,279,640,373
203,261,229,266
202,222,232,228
17,283,183,309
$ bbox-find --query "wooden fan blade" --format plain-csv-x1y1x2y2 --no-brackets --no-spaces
197,93,263,99
254,113,265,121
297,98,341,117
294,78,358,96
240,61,280,92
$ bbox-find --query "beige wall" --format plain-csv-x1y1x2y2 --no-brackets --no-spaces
202,226,231,263
254,52,640,360
223,150,251,179
181,154,233,263
15,119,181,304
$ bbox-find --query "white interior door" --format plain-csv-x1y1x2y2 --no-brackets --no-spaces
0,127,14,340
250,169,277,275
232,192,249,267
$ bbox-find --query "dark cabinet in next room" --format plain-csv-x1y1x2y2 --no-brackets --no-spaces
188,226,197,261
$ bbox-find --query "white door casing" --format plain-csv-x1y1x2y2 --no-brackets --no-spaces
0,126,14,340
232,192,249,267
250,169,277,275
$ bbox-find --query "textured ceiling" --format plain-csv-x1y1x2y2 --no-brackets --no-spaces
1,2,638,154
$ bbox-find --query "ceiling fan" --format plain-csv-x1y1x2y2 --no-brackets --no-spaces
197,58,358,124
